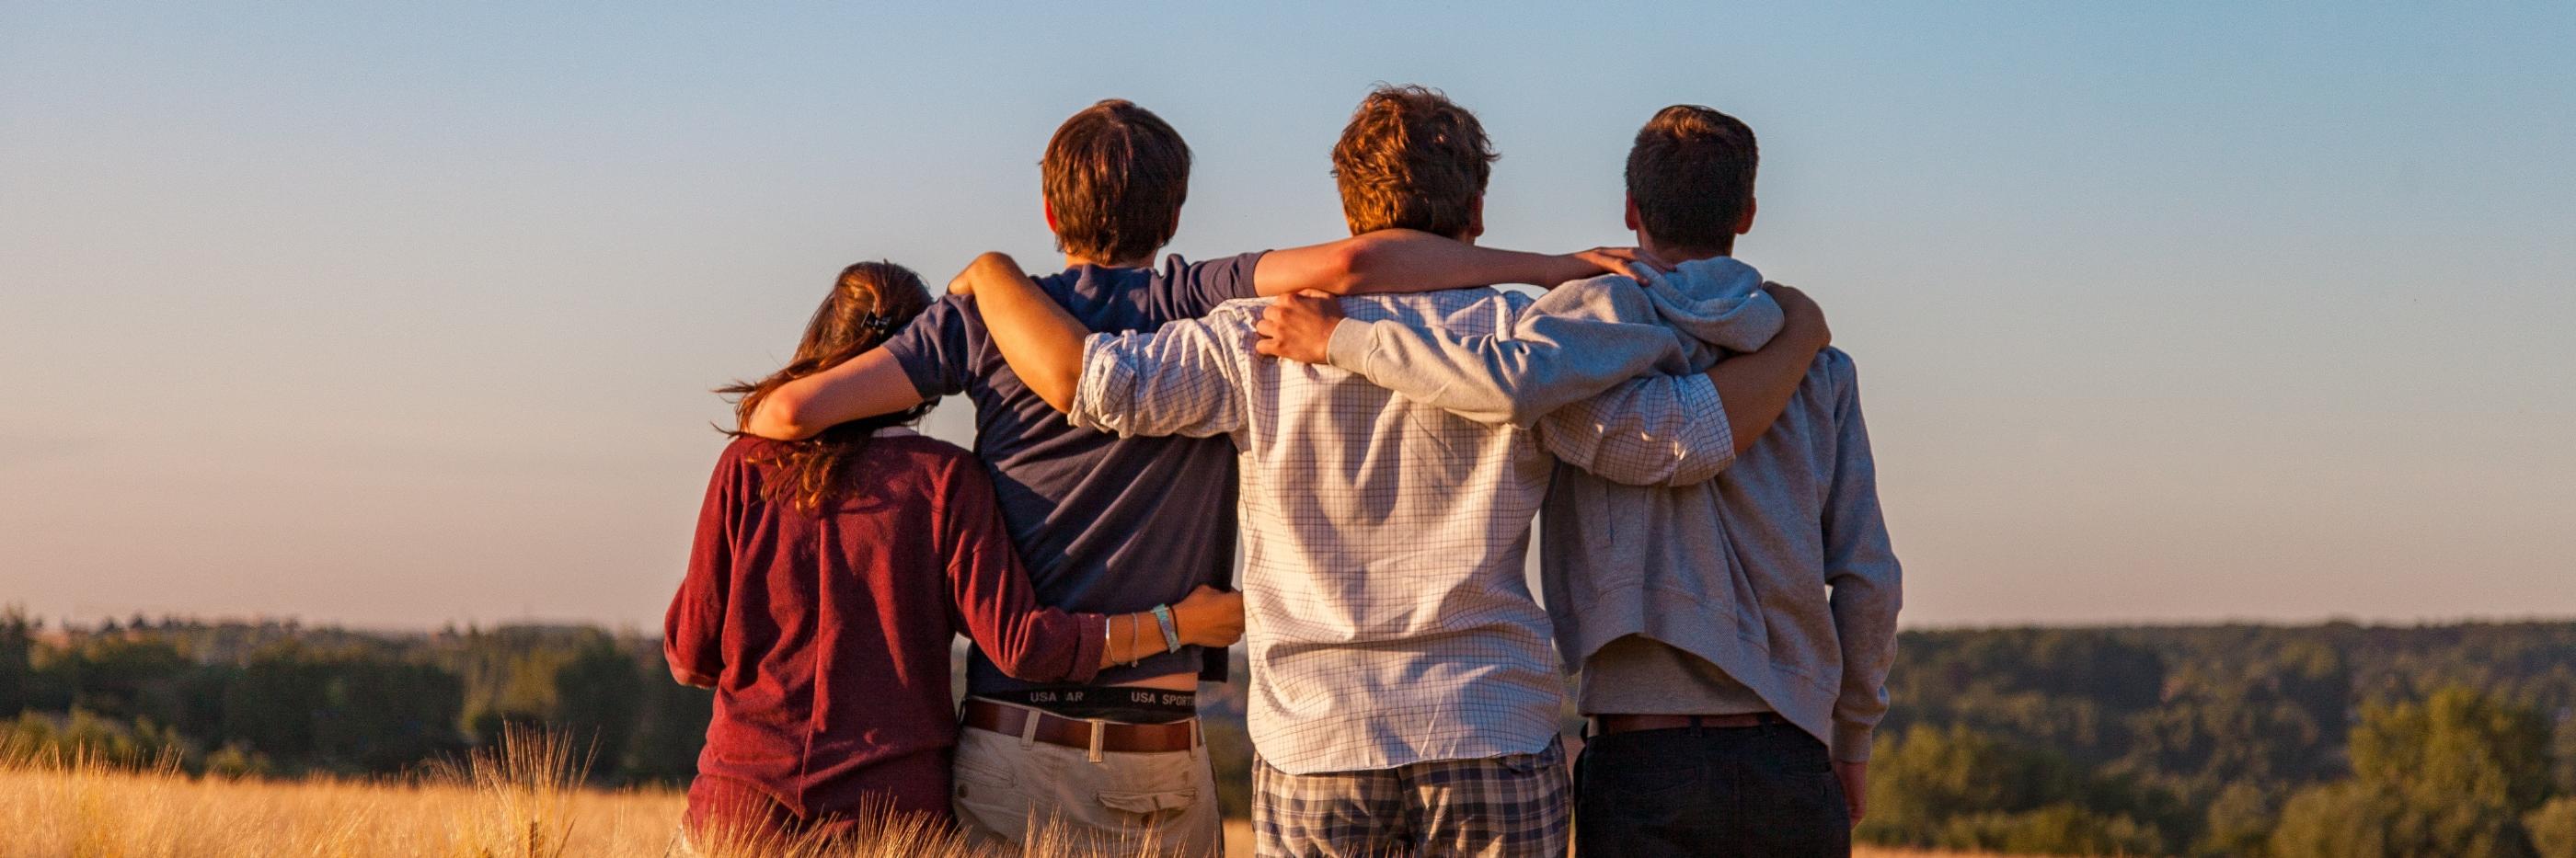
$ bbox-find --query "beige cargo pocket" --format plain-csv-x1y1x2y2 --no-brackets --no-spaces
1096,788,1198,824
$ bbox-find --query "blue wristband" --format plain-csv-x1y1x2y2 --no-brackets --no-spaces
1150,604,1181,653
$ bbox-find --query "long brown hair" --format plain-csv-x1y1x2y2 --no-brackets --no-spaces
719,261,937,513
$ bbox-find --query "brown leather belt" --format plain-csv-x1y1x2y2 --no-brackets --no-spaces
1594,712,1784,735
961,699,1199,754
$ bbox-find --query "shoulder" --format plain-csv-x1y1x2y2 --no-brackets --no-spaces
885,294,973,347
868,433,993,502
719,435,773,467
1813,347,1861,395
1552,271,1644,298
868,431,976,470
1156,250,1264,280
1195,296,1271,328
711,436,776,492
1530,273,1654,319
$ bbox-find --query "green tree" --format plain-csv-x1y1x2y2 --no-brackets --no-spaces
549,638,643,781
2270,686,2552,858
0,609,32,715
2352,686,2554,816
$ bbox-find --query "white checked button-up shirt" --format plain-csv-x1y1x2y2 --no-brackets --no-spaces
1068,289,1736,775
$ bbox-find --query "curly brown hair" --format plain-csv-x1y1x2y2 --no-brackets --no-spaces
718,261,937,513
1328,85,1495,238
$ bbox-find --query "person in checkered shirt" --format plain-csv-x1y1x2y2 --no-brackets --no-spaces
952,86,1830,858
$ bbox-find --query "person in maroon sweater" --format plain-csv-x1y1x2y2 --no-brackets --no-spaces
665,260,1244,846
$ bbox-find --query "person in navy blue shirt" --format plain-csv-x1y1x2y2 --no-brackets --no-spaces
741,98,1631,855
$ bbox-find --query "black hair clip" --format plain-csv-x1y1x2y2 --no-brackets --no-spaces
858,313,896,335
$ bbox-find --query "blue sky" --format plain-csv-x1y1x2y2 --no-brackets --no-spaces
4,4,2570,629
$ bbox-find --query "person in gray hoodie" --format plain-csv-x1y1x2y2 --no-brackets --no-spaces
1254,104,1902,858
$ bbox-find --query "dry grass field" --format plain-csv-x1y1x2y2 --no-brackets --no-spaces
0,731,2011,858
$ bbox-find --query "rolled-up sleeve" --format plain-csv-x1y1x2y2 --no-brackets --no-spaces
1069,311,1251,440
1536,371,1735,487
1819,352,1902,761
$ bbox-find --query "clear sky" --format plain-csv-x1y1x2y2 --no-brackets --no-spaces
5,4,2571,631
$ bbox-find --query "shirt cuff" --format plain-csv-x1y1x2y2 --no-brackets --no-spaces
1069,333,1132,433
1324,318,1374,372
1672,372,1736,485
1833,721,1877,762
1064,613,1110,684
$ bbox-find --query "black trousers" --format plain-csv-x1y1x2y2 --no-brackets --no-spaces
1573,722,1851,858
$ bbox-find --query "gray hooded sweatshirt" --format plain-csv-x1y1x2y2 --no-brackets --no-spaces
1320,257,1902,761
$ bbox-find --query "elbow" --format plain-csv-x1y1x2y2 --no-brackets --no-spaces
666,659,716,689
993,650,1073,684
968,251,1018,283
1034,381,1077,416
1320,236,1382,294
1670,445,1736,487
748,389,820,440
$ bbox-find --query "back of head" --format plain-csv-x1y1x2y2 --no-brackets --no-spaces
1042,99,1191,265
720,261,936,512
1330,85,1495,239
1626,105,1759,256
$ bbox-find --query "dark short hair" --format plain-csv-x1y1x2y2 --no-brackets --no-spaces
1042,99,1190,263
1625,105,1758,253
1329,86,1495,237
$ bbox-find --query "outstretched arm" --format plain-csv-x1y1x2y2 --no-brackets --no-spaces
1251,229,1641,296
741,350,925,440
953,252,1249,438
940,456,1245,681
1259,279,1826,456
1258,273,1772,428
949,252,1093,412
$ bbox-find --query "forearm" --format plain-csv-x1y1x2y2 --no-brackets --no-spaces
1324,292,1681,427
1829,582,1900,761
957,252,1090,412
741,349,925,440
1540,371,1733,486
1098,613,1165,668
1260,230,1595,296
1706,337,1822,455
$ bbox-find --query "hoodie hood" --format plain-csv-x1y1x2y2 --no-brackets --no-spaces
1630,256,1783,370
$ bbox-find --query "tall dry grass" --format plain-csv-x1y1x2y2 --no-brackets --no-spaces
0,727,1167,858
0,729,2010,857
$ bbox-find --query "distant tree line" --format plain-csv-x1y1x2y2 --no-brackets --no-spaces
6,610,2573,856
0,610,709,784
1862,623,2576,857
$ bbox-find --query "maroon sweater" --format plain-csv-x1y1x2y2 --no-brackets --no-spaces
665,433,1108,821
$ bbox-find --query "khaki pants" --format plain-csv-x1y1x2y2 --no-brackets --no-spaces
950,707,1223,857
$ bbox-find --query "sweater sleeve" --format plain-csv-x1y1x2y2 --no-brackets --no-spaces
1322,278,1686,427
1818,351,1903,762
937,455,1108,684
663,447,740,688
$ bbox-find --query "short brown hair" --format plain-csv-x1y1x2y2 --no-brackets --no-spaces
1042,99,1190,264
1329,86,1496,237
1625,105,1758,254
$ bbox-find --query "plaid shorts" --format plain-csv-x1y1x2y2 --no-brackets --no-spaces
1253,737,1570,857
